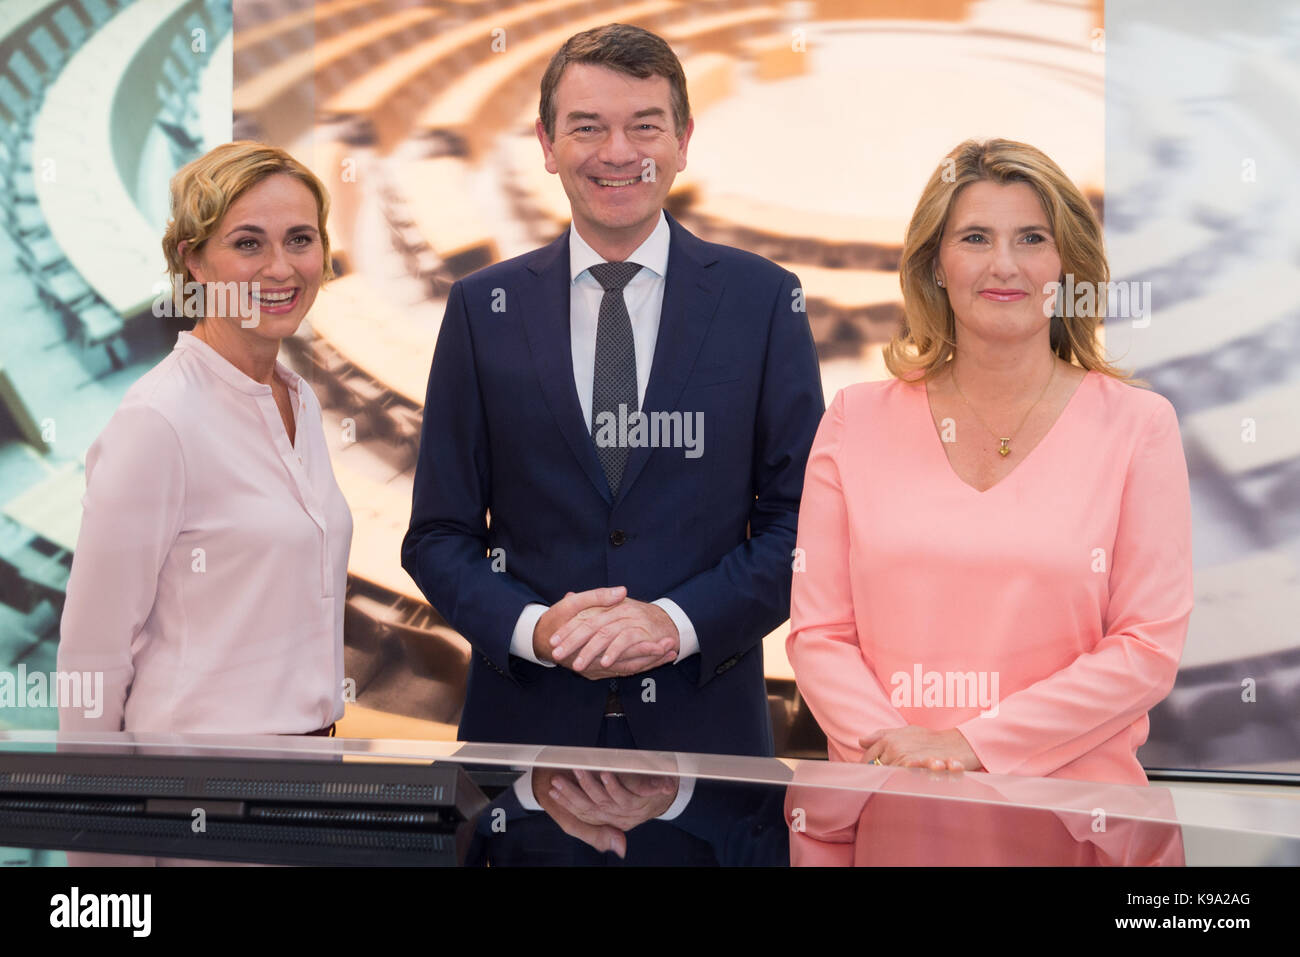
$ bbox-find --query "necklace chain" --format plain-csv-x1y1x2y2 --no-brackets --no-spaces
951,360,1056,458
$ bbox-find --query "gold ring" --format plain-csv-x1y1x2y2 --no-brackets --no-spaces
870,758,883,766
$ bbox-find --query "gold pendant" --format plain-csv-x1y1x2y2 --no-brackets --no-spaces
998,438,1011,457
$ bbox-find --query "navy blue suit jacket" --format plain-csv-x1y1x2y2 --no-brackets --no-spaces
400,212,823,756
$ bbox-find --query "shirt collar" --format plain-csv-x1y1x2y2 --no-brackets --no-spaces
174,330,303,399
569,210,670,284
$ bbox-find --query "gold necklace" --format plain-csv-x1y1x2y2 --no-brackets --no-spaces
951,360,1056,458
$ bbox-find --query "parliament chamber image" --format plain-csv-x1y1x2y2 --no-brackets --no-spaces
0,0,1297,892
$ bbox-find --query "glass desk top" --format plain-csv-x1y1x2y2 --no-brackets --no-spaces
0,731,1296,867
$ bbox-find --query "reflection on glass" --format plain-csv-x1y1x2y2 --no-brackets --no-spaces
786,766,1185,866
463,747,789,866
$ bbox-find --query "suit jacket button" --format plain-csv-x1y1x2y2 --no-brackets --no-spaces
609,529,626,546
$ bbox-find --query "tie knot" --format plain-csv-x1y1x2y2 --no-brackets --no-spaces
588,261,642,291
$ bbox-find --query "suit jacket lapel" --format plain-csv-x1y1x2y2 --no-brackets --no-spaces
615,213,722,505
521,231,614,505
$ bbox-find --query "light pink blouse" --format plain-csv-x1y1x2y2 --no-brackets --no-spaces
787,371,1193,785
58,332,352,734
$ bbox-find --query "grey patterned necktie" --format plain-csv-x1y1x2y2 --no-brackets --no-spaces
588,260,642,495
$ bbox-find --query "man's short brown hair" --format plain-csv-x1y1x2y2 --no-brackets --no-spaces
538,23,690,140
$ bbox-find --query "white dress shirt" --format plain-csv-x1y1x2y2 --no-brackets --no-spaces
509,212,700,666
58,331,352,733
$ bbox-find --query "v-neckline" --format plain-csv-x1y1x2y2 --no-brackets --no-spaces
272,371,300,451
921,369,1094,495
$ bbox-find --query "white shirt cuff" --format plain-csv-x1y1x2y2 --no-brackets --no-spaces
656,774,695,821
652,598,699,662
514,768,543,811
510,603,554,667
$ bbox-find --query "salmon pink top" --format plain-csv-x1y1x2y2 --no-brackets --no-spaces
787,371,1193,784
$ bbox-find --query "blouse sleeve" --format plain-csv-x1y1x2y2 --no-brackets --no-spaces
57,404,186,732
787,389,908,761
957,398,1194,777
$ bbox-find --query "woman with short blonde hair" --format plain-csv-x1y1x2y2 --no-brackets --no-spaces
59,140,352,736
161,140,334,315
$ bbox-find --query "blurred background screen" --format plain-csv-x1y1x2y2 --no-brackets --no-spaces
0,0,1294,773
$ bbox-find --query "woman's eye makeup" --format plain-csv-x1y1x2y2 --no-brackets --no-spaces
954,230,1053,245
230,233,316,250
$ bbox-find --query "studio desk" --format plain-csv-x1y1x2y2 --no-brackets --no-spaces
0,732,1296,867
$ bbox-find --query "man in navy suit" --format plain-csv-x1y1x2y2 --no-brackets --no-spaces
401,24,823,757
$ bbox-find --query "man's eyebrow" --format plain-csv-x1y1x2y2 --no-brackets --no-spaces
563,107,668,125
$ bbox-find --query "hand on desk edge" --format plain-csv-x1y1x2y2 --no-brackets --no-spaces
860,726,984,773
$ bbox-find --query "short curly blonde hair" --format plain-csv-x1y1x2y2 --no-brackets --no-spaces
161,141,332,315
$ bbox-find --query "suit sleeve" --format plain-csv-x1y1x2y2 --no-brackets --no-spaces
58,404,185,732
956,399,1194,776
785,389,908,760
401,280,546,673
661,269,825,683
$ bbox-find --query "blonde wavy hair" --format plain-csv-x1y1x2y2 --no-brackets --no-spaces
884,138,1129,382
161,141,332,316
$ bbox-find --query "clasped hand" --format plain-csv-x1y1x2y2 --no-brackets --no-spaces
533,586,679,678
532,764,679,859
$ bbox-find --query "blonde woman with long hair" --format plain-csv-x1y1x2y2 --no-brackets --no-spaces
787,139,1192,785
